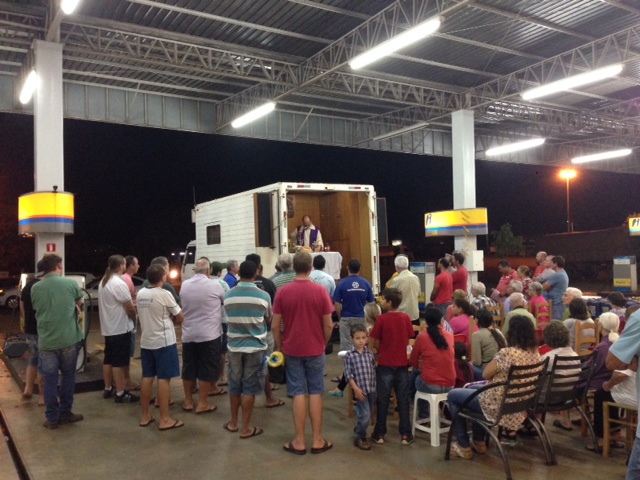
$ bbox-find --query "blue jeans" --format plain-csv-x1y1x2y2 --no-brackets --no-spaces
373,366,411,438
355,393,376,439
627,437,640,480
447,388,486,448
39,343,80,424
415,376,452,419
472,364,485,381
339,317,365,351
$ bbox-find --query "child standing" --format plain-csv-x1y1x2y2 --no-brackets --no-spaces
345,324,377,450
370,288,415,445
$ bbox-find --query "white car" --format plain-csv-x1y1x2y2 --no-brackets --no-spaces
84,275,146,307
0,277,20,310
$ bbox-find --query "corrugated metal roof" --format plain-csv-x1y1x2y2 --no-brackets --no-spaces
1,0,639,172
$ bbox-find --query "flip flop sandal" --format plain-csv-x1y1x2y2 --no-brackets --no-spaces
310,440,333,454
223,422,238,433
240,427,264,439
195,405,217,415
283,442,306,455
139,417,155,427
159,420,184,431
266,399,285,408
209,388,227,396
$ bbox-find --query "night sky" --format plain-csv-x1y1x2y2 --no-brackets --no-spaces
1,111,639,275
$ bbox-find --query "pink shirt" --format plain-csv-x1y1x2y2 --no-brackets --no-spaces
272,279,333,357
529,295,549,320
122,273,136,306
449,314,479,349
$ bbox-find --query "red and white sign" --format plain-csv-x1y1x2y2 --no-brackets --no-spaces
46,243,56,252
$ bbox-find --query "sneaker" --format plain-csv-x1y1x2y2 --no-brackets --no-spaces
450,442,473,460
471,440,487,454
43,420,59,429
401,435,414,446
59,413,84,425
355,438,372,450
114,391,140,404
328,389,344,398
103,387,114,399
371,434,384,444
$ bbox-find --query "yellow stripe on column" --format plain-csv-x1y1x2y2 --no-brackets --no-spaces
18,191,75,235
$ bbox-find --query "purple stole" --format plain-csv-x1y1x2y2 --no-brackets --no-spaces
296,225,319,247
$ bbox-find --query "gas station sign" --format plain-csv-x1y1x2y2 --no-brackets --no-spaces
424,208,488,237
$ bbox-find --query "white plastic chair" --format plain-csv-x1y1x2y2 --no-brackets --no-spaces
411,391,450,446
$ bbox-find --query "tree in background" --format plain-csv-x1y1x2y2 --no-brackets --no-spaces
491,223,525,257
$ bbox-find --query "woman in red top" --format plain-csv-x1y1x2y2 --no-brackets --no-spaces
409,307,455,419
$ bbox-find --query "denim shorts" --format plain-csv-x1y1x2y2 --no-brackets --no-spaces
141,344,180,380
284,354,325,397
26,333,40,368
220,324,228,355
227,350,266,396
182,338,221,382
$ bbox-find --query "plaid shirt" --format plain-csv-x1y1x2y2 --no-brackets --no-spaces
471,294,495,310
344,346,376,394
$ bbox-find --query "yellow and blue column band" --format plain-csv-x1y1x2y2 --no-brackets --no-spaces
18,191,74,235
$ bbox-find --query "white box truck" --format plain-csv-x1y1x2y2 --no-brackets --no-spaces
180,182,387,293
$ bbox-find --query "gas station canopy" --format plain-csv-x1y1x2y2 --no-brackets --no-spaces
0,0,639,173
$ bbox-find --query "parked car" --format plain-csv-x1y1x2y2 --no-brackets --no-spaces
66,272,97,287
0,277,20,310
84,275,145,307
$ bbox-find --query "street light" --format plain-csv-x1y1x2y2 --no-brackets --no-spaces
559,169,577,232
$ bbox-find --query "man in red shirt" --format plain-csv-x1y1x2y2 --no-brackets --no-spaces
370,288,415,445
431,257,453,315
272,252,334,455
492,260,519,303
451,251,468,294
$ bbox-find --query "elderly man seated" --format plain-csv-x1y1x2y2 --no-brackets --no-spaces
503,280,524,316
469,282,495,310
502,292,536,337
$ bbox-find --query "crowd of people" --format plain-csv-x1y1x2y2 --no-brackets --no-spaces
19,248,640,478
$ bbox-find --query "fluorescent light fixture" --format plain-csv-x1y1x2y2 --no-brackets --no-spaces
350,17,441,70
571,148,632,164
19,69,39,104
61,0,81,14
372,122,429,142
485,138,546,156
231,102,276,128
522,64,623,100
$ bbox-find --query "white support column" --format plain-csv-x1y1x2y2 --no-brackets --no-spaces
451,109,478,287
33,40,66,267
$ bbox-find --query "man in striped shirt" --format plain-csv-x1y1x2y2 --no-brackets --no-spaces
223,260,272,439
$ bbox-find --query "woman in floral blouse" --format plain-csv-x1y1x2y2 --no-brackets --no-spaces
447,315,541,459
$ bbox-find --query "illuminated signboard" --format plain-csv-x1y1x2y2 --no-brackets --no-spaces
629,216,640,236
18,191,75,235
424,208,488,237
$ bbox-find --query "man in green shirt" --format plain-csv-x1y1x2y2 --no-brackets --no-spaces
31,254,85,429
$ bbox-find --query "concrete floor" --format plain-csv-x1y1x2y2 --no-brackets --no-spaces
0,309,631,480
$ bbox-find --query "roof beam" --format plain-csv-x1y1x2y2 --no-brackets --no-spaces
214,0,472,129
469,2,596,42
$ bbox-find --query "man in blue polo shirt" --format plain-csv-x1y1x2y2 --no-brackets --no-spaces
333,258,374,352
607,308,640,480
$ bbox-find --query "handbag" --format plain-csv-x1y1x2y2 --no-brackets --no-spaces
269,364,286,384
